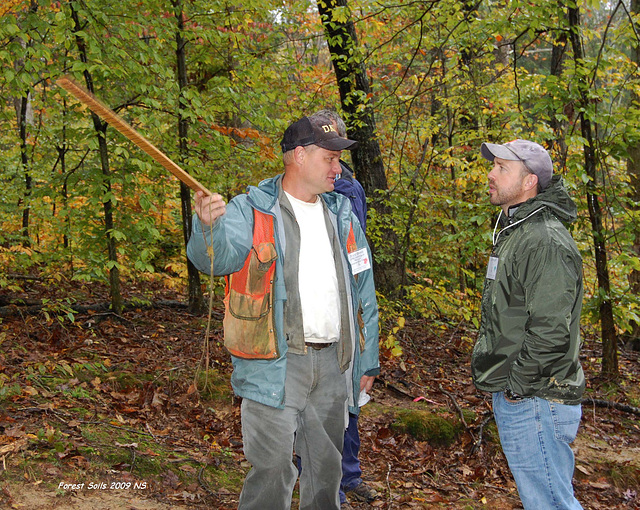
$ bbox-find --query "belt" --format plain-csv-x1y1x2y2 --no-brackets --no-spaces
305,342,334,350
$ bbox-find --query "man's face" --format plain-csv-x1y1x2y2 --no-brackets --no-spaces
488,157,529,210
301,146,342,195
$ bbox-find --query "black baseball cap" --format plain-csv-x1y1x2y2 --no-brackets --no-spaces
280,116,358,153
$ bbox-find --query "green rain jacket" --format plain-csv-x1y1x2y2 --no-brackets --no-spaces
471,176,585,405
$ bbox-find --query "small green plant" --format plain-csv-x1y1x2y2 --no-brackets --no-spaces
129,296,152,307
382,316,405,357
376,293,408,358
0,382,22,403
35,424,62,445
0,262,24,293
41,297,77,325
67,386,94,400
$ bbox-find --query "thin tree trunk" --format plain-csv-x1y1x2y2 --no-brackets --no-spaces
70,3,123,314
567,5,618,377
548,5,569,160
19,93,32,247
58,139,70,251
317,0,403,296
173,0,205,314
15,1,38,247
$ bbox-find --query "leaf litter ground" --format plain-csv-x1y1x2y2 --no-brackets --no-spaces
0,279,638,509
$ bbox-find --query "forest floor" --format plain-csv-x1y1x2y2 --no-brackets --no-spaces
0,277,639,509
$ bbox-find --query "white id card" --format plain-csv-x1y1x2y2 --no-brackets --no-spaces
348,248,371,275
486,256,499,280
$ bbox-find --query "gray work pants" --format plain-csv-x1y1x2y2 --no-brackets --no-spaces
238,344,347,510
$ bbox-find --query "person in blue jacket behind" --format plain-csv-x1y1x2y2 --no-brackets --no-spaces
187,112,380,510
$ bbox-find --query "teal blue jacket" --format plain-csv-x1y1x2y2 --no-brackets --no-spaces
187,175,380,413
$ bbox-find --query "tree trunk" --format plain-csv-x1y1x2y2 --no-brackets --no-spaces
70,3,123,315
19,93,32,247
317,0,403,296
58,136,70,251
15,1,38,247
173,0,205,314
627,0,640,342
548,5,569,161
567,5,618,378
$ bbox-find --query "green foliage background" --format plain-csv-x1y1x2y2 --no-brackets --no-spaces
1,0,639,344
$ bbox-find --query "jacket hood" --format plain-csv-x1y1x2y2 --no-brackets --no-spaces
338,160,354,180
246,174,281,211
510,175,577,224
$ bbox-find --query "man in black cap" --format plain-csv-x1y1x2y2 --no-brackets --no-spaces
472,139,584,509
293,110,379,509
187,113,380,510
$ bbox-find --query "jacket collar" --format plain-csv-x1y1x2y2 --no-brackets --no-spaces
247,173,349,217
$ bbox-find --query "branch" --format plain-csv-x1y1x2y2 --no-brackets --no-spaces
589,0,624,90
375,376,416,400
438,384,469,428
0,299,223,319
581,397,640,417
469,411,493,456
198,464,217,498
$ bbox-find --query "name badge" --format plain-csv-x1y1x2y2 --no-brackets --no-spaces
348,248,371,275
486,256,499,280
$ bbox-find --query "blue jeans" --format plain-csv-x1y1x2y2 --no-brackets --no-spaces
339,412,362,503
492,392,583,510
238,345,347,510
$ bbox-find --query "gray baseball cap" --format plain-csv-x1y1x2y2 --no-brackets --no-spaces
481,139,553,190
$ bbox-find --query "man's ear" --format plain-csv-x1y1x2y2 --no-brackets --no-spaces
525,173,538,191
294,146,306,165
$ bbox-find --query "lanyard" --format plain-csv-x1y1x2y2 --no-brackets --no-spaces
492,207,546,246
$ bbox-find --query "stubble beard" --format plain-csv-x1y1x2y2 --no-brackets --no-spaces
489,182,524,209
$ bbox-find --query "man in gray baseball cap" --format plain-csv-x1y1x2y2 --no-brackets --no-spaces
472,139,585,509
481,139,553,191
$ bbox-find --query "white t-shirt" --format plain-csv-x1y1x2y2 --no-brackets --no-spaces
285,191,341,343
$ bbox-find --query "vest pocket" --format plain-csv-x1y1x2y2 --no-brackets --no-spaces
223,242,278,359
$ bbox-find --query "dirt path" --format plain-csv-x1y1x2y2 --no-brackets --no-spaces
1,482,194,509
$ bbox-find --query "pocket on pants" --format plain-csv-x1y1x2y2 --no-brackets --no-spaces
549,402,581,443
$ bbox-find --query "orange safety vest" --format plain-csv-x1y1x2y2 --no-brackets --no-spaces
223,209,278,359
223,208,358,359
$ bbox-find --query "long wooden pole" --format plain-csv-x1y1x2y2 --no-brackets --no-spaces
56,75,212,195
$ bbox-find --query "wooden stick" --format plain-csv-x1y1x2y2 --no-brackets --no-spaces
56,75,211,195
